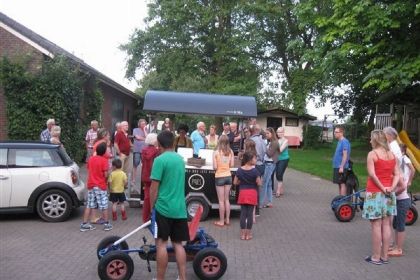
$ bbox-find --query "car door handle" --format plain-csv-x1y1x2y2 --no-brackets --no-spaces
0,175,9,180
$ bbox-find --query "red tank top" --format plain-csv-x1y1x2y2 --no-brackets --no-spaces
366,152,396,193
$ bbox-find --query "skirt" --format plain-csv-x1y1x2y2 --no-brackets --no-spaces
238,189,258,206
362,192,397,220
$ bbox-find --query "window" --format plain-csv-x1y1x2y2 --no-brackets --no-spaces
0,149,7,168
267,117,282,130
112,97,124,129
285,117,299,127
9,149,62,167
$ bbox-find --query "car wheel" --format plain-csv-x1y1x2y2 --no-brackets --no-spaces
98,251,134,280
186,196,209,221
193,248,227,280
97,236,129,260
36,189,72,222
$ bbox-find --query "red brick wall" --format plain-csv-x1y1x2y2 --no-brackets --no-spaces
0,26,44,140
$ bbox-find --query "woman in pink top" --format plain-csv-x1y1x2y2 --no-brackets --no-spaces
213,135,234,227
362,130,399,265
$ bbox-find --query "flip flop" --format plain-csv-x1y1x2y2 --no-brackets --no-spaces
388,249,403,257
213,221,224,227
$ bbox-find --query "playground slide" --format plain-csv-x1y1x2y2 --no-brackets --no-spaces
398,130,420,172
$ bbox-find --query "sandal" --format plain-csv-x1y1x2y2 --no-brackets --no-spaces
213,221,224,227
364,256,382,265
246,232,253,240
224,221,230,226
388,249,403,257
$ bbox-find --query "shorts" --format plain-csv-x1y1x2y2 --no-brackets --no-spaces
109,193,127,203
154,210,189,242
276,159,289,181
393,198,411,232
332,168,347,184
215,176,232,186
362,192,396,220
133,152,141,167
87,187,109,210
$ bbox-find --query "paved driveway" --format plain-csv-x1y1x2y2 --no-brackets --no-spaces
1,168,419,280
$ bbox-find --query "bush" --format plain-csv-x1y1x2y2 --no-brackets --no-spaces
303,125,322,149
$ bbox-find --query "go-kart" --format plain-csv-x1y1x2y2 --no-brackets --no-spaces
331,189,418,225
96,206,227,280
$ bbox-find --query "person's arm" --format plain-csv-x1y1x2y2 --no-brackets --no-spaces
407,162,415,187
390,156,400,193
339,149,348,174
213,151,218,170
233,175,240,186
367,151,386,194
279,139,288,153
114,133,120,155
229,150,234,167
256,175,262,187
150,180,160,210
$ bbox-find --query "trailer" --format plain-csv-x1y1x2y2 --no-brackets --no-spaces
143,90,257,220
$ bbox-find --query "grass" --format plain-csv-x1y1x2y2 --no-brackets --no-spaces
288,142,420,194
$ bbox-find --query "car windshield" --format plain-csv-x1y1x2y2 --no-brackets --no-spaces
58,146,73,166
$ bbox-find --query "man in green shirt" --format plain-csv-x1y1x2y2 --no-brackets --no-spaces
150,130,189,280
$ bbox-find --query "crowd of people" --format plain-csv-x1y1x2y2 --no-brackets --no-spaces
331,126,415,266
38,117,416,277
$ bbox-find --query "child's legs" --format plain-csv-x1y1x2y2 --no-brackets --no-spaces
215,185,225,223
245,205,253,229
95,188,109,221
240,205,247,229
223,185,231,222
83,189,97,223
142,185,151,222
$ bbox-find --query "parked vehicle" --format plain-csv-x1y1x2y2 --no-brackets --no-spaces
0,141,85,222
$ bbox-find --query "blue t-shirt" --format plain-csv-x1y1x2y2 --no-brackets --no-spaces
191,130,205,155
333,138,351,168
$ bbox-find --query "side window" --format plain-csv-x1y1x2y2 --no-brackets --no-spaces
0,149,7,168
10,149,62,167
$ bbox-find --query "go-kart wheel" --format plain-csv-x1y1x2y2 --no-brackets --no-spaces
186,196,209,221
98,251,133,280
331,195,345,210
97,236,129,260
406,206,418,226
334,202,355,222
193,248,227,280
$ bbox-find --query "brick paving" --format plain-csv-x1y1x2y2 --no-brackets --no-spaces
0,168,419,280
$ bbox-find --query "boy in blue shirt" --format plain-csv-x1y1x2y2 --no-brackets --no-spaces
332,125,351,195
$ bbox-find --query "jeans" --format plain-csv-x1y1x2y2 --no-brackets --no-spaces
260,162,276,206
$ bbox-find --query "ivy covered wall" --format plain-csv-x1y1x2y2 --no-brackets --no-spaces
0,55,103,162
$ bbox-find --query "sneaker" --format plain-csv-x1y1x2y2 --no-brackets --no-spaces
80,223,96,232
103,222,113,231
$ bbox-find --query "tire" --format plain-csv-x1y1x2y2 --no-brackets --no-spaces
193,248,227,280
331,195,345,210
334,202,355,222
97,236,129,260
406,206,418,226
98,251,134,280
186,196,209,221
36,189,72,222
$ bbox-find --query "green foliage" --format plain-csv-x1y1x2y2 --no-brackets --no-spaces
302,125,322,149
121,0,261,99
0,56,103,162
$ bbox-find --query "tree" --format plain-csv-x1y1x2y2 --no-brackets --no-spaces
315,0,420,95
121,0,261,98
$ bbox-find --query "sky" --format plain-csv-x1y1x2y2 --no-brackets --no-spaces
0,0,335,120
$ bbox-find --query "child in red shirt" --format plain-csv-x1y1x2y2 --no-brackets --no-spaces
80,142,112,232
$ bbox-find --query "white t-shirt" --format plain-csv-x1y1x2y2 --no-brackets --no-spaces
389,140,402,164
397,155,411,200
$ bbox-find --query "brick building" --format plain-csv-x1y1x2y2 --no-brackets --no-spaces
0,12,139,140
